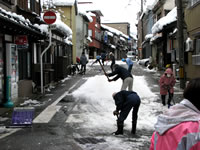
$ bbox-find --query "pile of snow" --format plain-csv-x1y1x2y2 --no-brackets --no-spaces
152,7,177,34
20,99,43,107
72,74,159,131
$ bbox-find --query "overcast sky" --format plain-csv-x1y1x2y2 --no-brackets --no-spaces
78,0,157,36
42,0,158,36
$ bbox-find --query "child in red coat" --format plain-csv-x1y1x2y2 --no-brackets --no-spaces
159,68,176,107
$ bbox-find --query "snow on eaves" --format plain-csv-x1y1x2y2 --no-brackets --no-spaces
106,31,113,37
54,19,72,36
53,0,75,6
143,0,158,13
0,6,41,32
78,11,93,22
152,7,177,34
101,24,128,39
145,34,153,41
38,13,72,38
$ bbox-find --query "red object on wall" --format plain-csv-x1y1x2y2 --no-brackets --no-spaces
15,35,28,45
43,11,56,24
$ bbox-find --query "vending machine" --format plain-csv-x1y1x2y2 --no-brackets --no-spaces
4,43,18,107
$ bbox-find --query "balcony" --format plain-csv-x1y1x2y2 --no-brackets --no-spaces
192,54,200,65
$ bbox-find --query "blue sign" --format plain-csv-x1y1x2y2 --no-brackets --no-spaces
11,107,35,126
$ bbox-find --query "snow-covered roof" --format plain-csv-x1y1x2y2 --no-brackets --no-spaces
87,36,92,42
0,6,41,33
145,34,153,40
78,11,93,22
152,7,177,34
101,24,121,36
143,0,158,13
35,12,72,41
150,33,162,43
109,44,116,49
106,31,113,37
53,0,75,6
120,36,126,41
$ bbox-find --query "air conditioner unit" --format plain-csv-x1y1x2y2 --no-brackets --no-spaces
185,37,193,52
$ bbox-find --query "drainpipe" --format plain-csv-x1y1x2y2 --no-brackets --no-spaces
40,28,52,94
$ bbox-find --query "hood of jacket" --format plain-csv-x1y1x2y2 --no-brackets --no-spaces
154,99,200,135
165,68,173,74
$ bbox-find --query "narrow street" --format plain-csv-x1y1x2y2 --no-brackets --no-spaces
0,61,183,150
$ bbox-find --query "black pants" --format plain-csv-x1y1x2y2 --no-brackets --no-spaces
117,93,140,125
161,90,173,106
110,62,115,72
81,64,86,74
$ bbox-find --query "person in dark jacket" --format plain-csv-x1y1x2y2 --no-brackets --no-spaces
80,52,88,74
109,52,115,72
101,51,106,66
112,90,141,135
106,64,133,91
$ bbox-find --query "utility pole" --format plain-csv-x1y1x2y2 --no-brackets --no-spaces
176,0,185,89
140,0,144,59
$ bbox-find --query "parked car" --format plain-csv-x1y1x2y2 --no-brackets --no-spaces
126,51,135,60
138,58,150,67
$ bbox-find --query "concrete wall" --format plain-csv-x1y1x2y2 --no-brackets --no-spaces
57,6,77,64
76,15,84,58
185,4,200,80
185,53,200,79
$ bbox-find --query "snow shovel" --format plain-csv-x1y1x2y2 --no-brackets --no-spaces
97,59,109,80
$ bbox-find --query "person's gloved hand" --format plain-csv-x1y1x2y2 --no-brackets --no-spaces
113,110,119,116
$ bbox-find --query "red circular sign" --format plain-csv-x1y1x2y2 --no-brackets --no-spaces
43,11,57,24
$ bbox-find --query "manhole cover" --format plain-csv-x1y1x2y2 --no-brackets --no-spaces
74,137,106,144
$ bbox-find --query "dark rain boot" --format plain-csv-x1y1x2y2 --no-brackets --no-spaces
131,121,137,134
161,95,166,106
114,123,124,135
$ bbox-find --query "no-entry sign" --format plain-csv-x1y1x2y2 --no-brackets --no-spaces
43,11,56,24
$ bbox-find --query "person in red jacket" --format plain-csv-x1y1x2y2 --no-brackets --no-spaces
150,77,200,150
159,68,176,108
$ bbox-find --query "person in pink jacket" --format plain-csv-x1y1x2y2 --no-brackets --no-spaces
159,68,176,107
150,77,200,150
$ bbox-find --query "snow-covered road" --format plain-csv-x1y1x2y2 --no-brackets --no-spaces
67,71,163,150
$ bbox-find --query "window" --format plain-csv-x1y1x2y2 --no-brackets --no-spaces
88,30,92,37
28,0,31,9
190,0,200,6
195,39,200,54
192,38,200,65
28,0,36,11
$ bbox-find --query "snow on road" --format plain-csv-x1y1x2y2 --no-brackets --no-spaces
68,73,163,149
